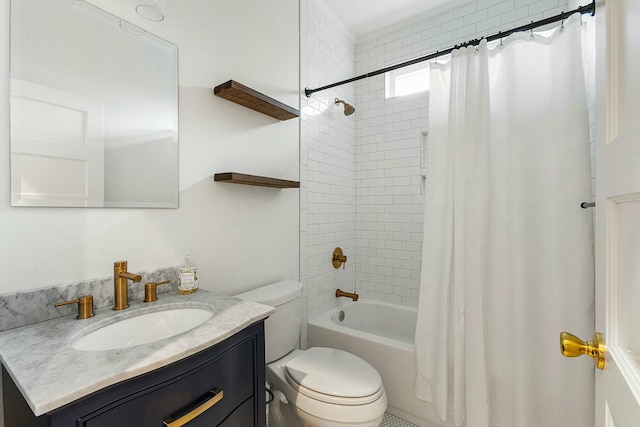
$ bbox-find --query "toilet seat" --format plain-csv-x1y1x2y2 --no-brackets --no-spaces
267,349,388,426
284,347,383,405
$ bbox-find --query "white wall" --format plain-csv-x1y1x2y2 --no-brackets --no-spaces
354,0,572,307
1,0,299,422
300,0,356,347
0,0,300,296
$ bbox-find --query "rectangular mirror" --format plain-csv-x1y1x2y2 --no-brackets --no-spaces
10,0,179,208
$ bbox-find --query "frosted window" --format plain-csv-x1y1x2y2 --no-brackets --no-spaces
385,63,430,98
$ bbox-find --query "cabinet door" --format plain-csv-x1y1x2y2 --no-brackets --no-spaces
217,397,255,427
79,340,254,427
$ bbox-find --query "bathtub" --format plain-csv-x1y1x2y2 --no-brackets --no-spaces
308,300,451,427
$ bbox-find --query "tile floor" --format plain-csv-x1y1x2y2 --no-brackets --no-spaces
266,411,418,427
380,412,419,427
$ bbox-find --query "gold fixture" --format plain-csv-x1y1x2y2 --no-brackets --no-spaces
144,280,171,303
335,98,355,116
163,389,224,427
113,261,142,310
336,289,359,301
560,331,607,370
332,247,348,269
54,295,95,319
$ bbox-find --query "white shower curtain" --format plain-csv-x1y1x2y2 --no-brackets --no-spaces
414,14,594,427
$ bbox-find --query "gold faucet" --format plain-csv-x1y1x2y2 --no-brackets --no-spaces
113,261,142,310
336,289,359,301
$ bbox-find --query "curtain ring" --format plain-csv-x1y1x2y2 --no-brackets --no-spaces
560,11,565,31
529,21,534,39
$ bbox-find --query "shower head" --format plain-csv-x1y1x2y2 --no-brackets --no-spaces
335,98,355,116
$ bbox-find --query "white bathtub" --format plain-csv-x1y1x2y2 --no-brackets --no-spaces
308,300,451,427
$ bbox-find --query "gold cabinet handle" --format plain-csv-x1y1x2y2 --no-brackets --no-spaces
560,332,606,370
163,389,223,427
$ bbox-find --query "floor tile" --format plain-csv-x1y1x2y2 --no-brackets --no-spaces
379,412,420,427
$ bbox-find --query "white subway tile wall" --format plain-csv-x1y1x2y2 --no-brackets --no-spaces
300,0,356,348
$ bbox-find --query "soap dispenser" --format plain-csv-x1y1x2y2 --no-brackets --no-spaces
178,254,199,294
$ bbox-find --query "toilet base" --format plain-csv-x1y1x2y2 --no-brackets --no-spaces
268,390,302,427
268,389,384,427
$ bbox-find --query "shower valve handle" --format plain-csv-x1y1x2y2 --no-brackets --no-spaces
332,247,347,269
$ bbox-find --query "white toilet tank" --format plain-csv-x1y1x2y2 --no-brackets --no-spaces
234,280,303,363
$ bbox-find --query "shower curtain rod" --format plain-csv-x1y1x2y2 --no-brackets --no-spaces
304,0,595,98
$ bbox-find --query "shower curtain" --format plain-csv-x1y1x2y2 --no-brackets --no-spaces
414,14,594,427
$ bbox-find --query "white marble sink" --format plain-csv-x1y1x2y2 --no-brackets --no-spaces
72,307,213,351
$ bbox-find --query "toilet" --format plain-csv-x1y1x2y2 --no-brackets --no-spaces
235,280,387,427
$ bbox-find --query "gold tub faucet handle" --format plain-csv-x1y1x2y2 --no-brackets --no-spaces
332,247,348,269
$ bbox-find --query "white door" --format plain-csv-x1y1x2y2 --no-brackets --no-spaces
10,79,104,207
594,0,640,424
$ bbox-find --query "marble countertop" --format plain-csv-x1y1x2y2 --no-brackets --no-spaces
0,290,274,416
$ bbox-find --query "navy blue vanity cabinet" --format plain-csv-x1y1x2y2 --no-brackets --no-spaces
3,321,266,427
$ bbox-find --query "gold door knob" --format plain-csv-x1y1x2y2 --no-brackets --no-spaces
560,332,606,370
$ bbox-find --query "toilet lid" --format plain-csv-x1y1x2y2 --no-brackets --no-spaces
285,347,383,402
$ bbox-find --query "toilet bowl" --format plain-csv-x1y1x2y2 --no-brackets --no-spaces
234,281,387,427
267,348,387,427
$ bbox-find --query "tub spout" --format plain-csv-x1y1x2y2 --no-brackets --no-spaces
336,289,359,301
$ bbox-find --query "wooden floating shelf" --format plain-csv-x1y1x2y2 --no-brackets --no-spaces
214,80,299,121
214,173,300,188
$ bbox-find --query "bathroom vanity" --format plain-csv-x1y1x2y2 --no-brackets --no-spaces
0,291,273,427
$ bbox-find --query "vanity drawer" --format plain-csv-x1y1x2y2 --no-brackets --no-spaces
77,340,255,427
